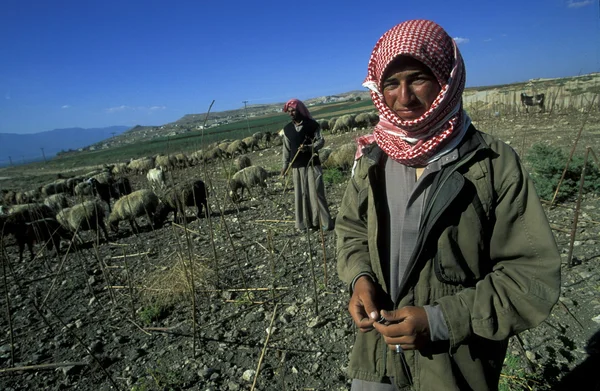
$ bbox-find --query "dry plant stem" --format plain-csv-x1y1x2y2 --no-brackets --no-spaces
170,221,198,357
219,210,251,301
94,242,117,305
309,146,329,289
42,223,81,306
172,223,201,236
302,208,320,316
127,318,152,336
182,210,199,359
267,230,276,301
254,219,295,223
251,304,278,391
558,298,585,329
1,243,15,367
110,252,150,259
567,147,590,267
200,163,221,288
514,334,536,373
550,95,597,206
0,362,88,373
122,247,136,321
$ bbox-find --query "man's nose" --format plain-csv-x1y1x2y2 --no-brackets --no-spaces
397,82,414,106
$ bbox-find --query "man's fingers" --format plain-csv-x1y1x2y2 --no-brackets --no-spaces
381,309,407,323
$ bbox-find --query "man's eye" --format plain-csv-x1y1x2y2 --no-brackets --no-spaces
382,80,398,90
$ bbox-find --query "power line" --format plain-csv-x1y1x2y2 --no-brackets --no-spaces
242,100,251,135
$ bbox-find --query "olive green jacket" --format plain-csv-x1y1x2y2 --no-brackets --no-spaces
336,127,561,390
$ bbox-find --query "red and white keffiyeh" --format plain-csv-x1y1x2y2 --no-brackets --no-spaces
360,19,468,167
283,98,313,120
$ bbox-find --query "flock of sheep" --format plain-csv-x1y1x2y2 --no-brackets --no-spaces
0,111,374,265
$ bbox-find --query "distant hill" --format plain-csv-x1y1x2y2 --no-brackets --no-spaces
0,126,129,167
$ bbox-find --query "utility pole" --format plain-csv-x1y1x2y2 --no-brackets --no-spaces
40,147,47,163
242,100,251,135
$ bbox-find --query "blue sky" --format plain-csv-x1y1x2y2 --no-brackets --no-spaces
1,0,598,134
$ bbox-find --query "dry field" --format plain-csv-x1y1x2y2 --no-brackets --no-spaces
1,110,600,390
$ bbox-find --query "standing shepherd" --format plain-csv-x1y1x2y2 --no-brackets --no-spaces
280,98,333,232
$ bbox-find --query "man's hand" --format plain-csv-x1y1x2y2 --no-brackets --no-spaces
280,166,288,177
373,306,431,351
298,144,308,153
348,276,379,332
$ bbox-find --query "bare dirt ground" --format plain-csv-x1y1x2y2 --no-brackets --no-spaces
1,111,600,390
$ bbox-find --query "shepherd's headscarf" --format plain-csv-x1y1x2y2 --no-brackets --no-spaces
283,98,313,120
359,19,469,167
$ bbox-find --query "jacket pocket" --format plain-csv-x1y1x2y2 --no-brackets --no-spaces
434,217,484,286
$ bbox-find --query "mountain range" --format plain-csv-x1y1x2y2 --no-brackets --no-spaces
0,126,129,167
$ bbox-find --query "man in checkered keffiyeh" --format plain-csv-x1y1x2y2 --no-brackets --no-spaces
336,20,561,390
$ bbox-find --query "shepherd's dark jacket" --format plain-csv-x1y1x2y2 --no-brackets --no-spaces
283,118,321,168
336,126,561,390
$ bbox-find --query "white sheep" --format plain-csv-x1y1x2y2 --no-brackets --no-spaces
147,168,166,191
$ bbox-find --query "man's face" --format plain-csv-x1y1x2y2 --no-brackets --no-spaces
287,107,302,122
381,56,441,121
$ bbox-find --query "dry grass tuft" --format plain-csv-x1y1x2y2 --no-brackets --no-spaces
141,252,216,305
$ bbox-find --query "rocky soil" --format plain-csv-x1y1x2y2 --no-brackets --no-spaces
1,112,600,391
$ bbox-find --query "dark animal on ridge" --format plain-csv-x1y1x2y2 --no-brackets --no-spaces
521,92,545,113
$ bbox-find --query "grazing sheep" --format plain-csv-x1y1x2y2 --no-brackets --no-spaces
41,180,69,197
56,200,110,242
319,148,333,165
262,131,273,148
66,177,84,194
333,114,356,133
127,157,155,174
368,112,380,126
242,136,260,152
252,132,264,141
88,178,113,212
111,162,128,176
147,168,166,191
218,142,231,156
174,153,189,168
325,142,357,171
2,217,70,262
74,181,93,198
154,180,209,224
24,189,41,202
226,140,248,156
328,117,338,131
89,171,114,185
111,177,132,200
155,155,177,171
354,113,372,129
189,150,204,165
2,203,55,222
234,155,252,171
44,194,69,215
15,192,30,204
229,166,268,201
3,190,16,205
317,119,330,131
205,147,224,162
108,189,159,233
